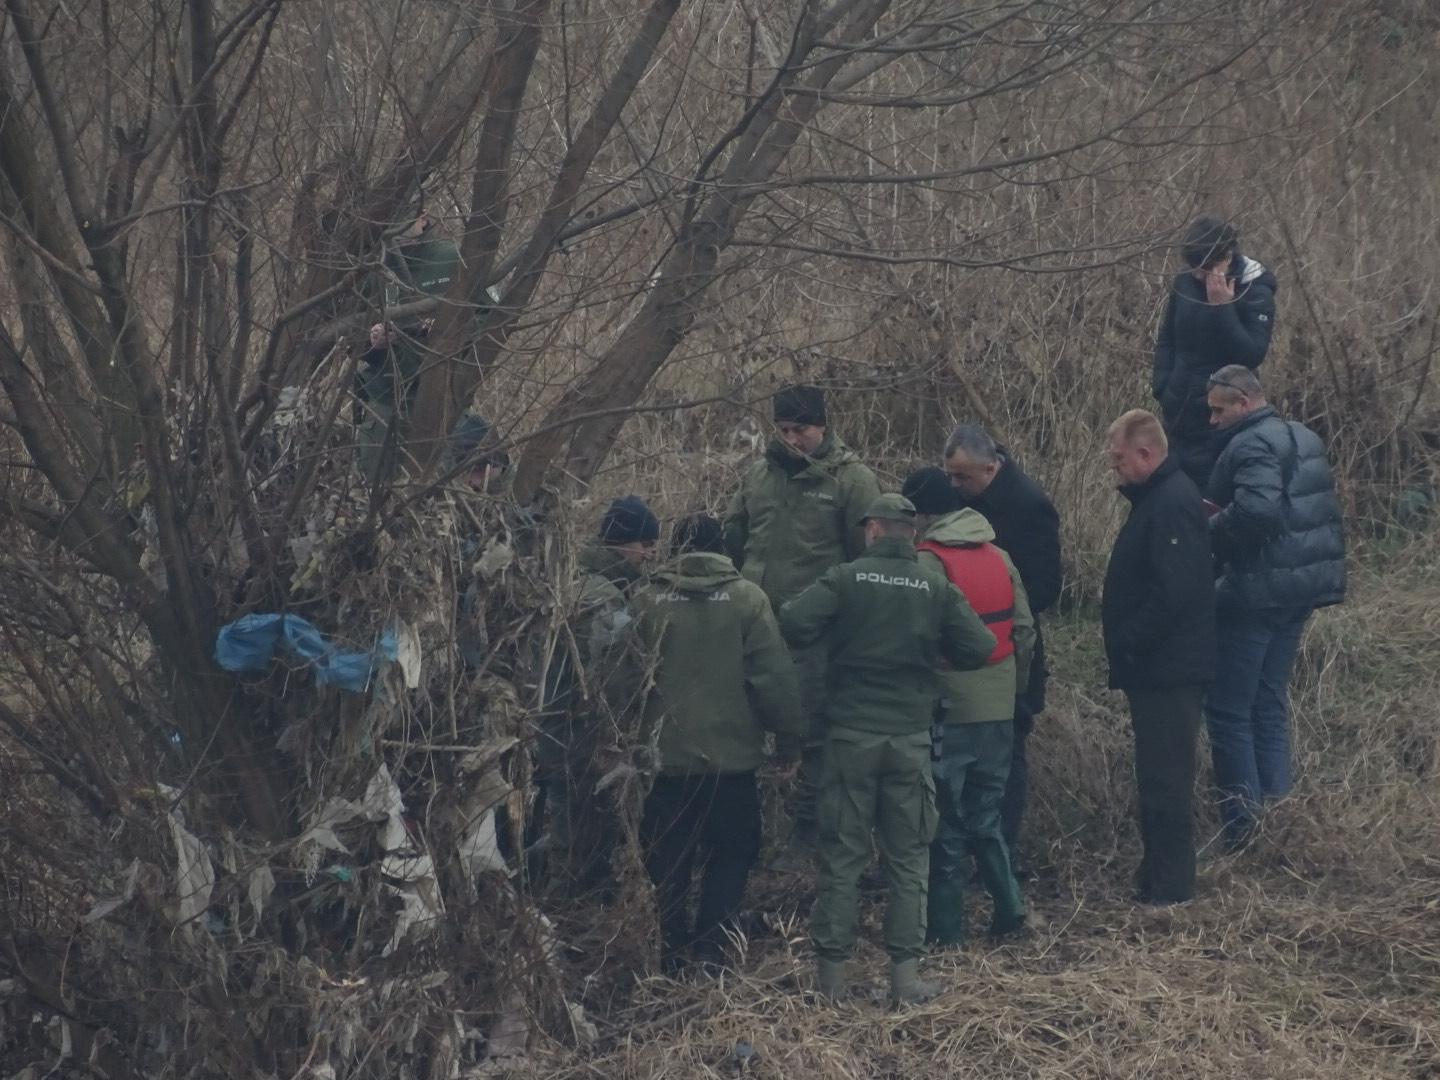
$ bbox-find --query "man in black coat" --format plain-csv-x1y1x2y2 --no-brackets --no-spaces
1205,365,1346,851
1102,410,1216,904
943,424,1062,859
1152,215,1278,489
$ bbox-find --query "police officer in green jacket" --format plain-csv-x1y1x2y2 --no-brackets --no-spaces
632,514,803,974
779,494,995,1006
357,206,462,485
903,468,1034,946
724,385,880,857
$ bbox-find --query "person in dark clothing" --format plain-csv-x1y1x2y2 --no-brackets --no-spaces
1204,365,1346,851
1152,214,1278,489
1101,410,1217,904
942,424,1062,860
633,513,802,974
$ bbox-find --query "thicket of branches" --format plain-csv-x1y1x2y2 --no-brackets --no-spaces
1,0,1436,1075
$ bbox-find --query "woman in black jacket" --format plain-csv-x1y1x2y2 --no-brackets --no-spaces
1152,215,1278,489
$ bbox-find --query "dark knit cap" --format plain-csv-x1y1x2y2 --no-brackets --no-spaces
449,412,510,469
773,384,827,427
670,513,726,557
1181,214,1240,268
599,495,660,546
902,466,964,515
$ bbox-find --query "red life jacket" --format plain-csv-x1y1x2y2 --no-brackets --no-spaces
917,540,1016,665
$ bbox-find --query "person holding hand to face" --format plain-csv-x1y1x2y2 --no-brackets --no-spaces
1152,215,1278,489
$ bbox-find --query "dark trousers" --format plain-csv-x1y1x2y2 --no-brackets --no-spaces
1205,607,1310,846
999,704,1030,851
1125,686,1204,903
640,771,761,967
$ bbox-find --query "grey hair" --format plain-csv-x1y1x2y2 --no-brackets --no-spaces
943,423,999,464
1208,364,1264,401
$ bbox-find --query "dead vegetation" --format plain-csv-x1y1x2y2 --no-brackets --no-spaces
2,0,1440,1076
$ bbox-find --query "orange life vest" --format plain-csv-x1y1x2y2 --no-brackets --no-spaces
916,540,1016,665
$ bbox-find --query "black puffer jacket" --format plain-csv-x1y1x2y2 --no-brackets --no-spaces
1152,257,1278,448
1207,406,1346,612
1102,454,1216,690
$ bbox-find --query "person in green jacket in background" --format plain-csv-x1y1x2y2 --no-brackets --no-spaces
724,385,880,860
903,467,1034,946
633,514,803,974
356,206,462,485
779,494,995,1006
542,496,658,894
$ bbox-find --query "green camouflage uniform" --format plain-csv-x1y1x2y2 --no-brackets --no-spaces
724,433,880,835
779,521,995,962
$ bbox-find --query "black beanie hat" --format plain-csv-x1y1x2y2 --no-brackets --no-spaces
902,466,964,515
773,384,827,427
1181,214,1240,268
599,496,660,546
670,513,726,557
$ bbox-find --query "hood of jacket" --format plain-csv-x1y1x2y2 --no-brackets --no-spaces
764,431,862,478
1235,255,1269,288
652,552,741,594
919,508,996,547
580,543,644,590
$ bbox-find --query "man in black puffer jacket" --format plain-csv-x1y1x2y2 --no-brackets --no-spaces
1205,365,1346,851
1153,215,1278,489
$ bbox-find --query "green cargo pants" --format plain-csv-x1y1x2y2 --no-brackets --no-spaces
812,726,937,963
788,643,829,840
927,719,1024,944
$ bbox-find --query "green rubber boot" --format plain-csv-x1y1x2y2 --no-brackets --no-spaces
888,959,941,1006
815,958,847,1001
925,876,967,948
973,840,1027,936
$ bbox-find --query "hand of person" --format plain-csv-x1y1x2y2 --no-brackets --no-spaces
1203,267,1236,304
771,758,801,783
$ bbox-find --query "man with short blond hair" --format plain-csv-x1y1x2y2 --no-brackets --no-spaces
1101,409,1216,904
1107,408,1168,450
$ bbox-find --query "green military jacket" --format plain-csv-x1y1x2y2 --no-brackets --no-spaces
778,536,996,736
723,433,881,608
570,544,646,711
916,510,1036,725
361,237,463,409
632,553,803,775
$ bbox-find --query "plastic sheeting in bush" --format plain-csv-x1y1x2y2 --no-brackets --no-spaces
214,613,400,691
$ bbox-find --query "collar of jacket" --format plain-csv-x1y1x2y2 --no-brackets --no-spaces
919,507,995,546
1214,403,1279,450
864,536,919,561
970,450,1016,510
1118,452,1182,503
580,543,644,589
765,431,848,478
653,551,740,592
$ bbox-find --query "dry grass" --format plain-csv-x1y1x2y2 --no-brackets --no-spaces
502,536,1440,1080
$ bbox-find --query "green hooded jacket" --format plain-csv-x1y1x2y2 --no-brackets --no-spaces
633,552,803,774
723,433,881,608
778,536,996,735
361,237,463,409
916,510,1036,725
567,543,646,712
